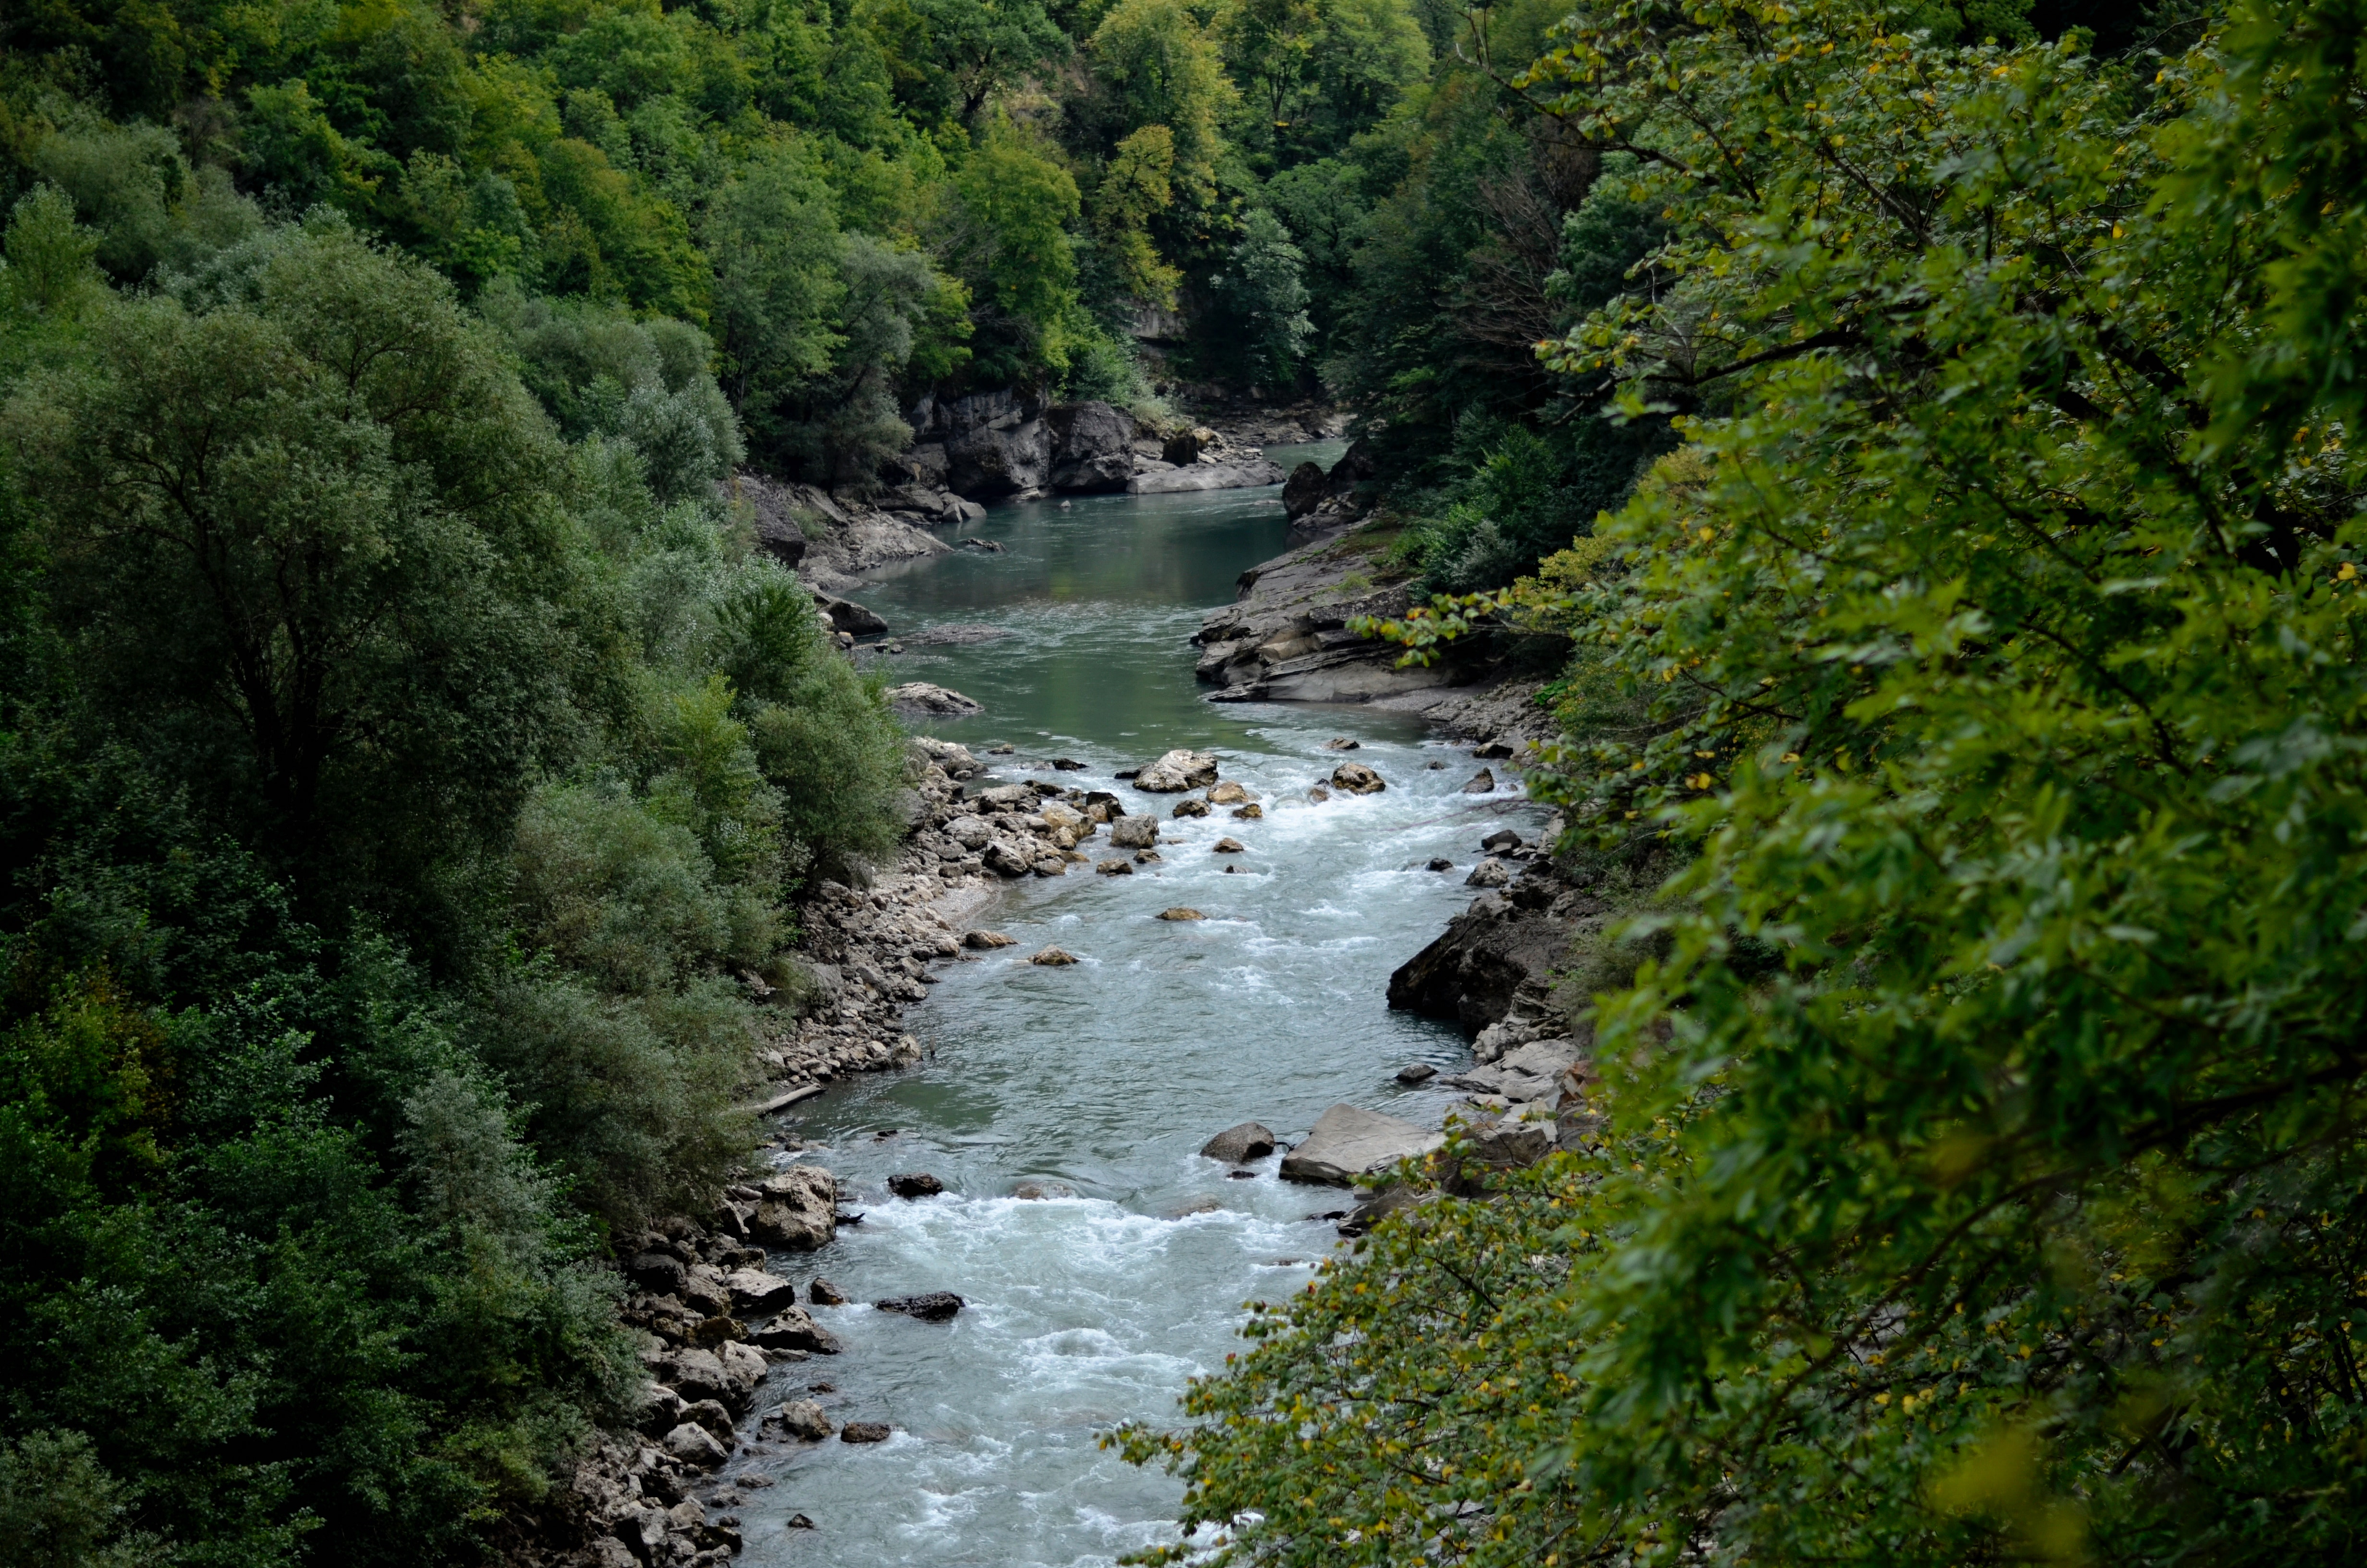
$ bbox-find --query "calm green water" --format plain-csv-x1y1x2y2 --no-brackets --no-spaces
732,449,1547,1566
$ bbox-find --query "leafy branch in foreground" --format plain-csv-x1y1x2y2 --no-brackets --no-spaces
1124,2,2367,1563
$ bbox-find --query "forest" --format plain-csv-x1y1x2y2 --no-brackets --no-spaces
9,0,2366,1563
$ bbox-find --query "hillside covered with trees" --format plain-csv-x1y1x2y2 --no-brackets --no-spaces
15,0,2358,1565
1119,1,2367,1564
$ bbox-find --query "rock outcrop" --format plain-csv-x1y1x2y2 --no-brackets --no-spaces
1386,833,1599,1037
1194,530,1456,706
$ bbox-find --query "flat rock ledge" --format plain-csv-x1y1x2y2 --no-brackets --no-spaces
1279,1104,1445,1185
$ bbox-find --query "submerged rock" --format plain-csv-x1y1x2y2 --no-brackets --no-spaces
1157,907,1204,921
1027,946,1079,965
887,1172,944,1198
875,1292,965,1321
1201,1121,1277,1162
1279,1104,1445,1185
1013,1180,1076,1199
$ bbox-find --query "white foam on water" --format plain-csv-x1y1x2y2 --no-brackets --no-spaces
736,486,1545,1566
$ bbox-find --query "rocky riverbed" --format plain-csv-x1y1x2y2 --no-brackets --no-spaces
523,429,1597,1568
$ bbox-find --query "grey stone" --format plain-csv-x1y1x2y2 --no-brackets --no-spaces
1127,459,1287,493
749,1306,843,1355
1046,401,1139,492
887,1172,944,1198
1156,907,1203,920
812,592,887,636
841,1421,892,1443
748,1167,836,1251
679,1398,735,1440
637,1381,687,1436
1461,768,1496,794
1395,1063,1437,1084
1465,857,1510,889
769,1399,832,1441
1133,748,1220,791
1331,761,1386,793
875,1291,964,1321
1108,814,1159,849
1201,1121,1277,1162
627,1251,688,1297
722,1269,796,1310
984,840,1034,877
1388,889,1582,1037
1279,1104,1445,1185
885,682,983,716
663,1422,729,1468
1013,1180,1076,1199
1172,798,1211,817
809,1278,849,1306
1027,946,1078,965
1282,460,1328,520
962,928,1018,948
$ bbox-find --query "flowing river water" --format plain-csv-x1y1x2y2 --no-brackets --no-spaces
732,446,1548,1566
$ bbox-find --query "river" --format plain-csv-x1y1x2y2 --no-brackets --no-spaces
731,447,1547,1566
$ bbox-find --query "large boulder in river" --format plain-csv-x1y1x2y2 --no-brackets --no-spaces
748,1166,836,1251
1135,748,1220,791
886,682,983,716
1045,401,1138,492
1280,1104,1444,1185
1201,1121,1277,1162
1331,761,1386,793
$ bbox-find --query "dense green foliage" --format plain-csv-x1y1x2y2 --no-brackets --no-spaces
0,205,909,1564
1120,1,2367,1563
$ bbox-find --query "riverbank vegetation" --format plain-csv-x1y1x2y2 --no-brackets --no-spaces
0,210,911,1561
1119,1,2367,1562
